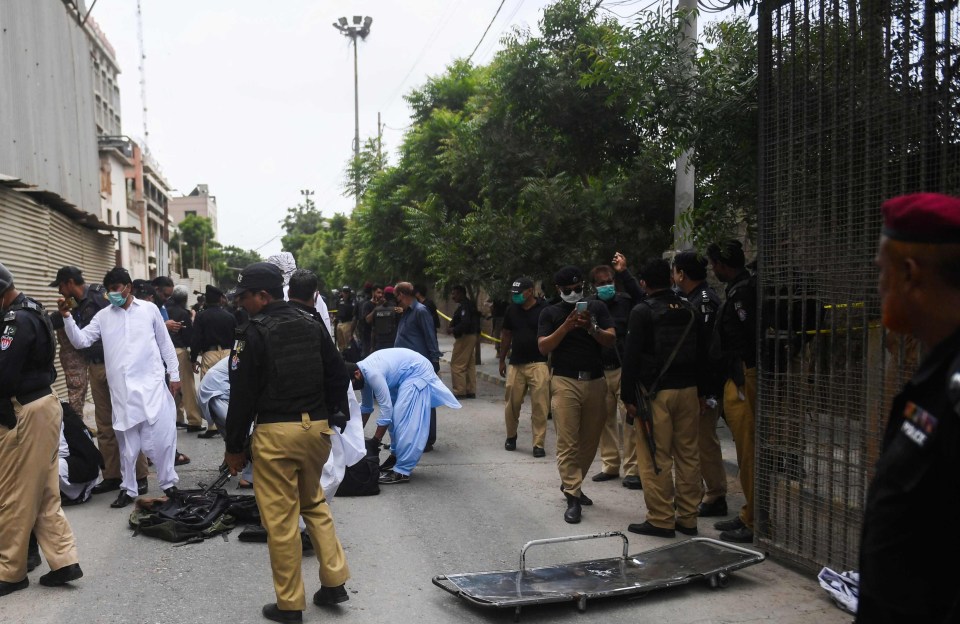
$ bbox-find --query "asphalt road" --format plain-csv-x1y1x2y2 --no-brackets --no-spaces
0,357,853,624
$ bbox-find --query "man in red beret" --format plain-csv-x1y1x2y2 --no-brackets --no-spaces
856,192,960,623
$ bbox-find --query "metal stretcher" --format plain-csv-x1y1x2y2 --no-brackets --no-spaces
432,532,766,621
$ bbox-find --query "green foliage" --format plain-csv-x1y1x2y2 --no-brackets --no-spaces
208,246,262,289
171,215,216,272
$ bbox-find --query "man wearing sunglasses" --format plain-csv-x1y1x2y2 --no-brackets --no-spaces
538,266,616,524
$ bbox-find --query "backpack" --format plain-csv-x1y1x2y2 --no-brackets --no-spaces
129,489,258,544
335,438,381,497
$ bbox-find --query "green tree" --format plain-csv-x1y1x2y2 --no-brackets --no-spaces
171,214,216,272
280,192,325,261
209,245,263,289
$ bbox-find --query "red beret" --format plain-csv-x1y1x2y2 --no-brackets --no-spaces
383,286,394,294
882,193,960,244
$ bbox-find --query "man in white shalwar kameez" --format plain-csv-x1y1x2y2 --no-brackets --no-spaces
60,267,180,508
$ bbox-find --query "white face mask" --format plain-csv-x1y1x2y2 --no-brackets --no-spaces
559,290,583,304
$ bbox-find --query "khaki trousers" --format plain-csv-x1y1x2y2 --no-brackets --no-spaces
699,402,728,503
550,375,607,497
252,416,350,611
174,348,203,427
724,366,757,529
0,395,78,582
450,333,478,395
596,367,638,477
335,320,355,351
89,363,147,480
503,362,550,448
56,329,88,416
634,386,701,529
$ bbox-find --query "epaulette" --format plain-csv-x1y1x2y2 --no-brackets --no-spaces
2,310,14,322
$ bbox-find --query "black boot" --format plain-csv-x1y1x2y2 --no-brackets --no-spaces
564,493,581,524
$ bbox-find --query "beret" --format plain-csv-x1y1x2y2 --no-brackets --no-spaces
882,193,960,244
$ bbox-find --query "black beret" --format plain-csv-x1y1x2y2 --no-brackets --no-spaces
882,193,960,244
554,266,583,286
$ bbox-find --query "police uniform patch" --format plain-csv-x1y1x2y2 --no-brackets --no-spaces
0,324,15,350
230,339,244,370
734,301,747,322
900,401,937,447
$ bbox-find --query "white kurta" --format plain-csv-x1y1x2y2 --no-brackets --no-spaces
63,298,180,431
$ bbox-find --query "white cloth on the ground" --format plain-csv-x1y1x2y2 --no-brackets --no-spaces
57,424,97,503
358,348,461,476
117,419,178,495
63,298,180,431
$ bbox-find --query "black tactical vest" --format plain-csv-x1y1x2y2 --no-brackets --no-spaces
373,306,397,339
4,296,56,366
642,295,697,372
249,311,326,413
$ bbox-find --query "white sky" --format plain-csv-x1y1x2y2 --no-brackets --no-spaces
89,1,728,258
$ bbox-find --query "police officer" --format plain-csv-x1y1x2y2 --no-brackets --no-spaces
538,265,616,524
706,240,757,544
0,262,83,596
671,250,728,517
191,284,237,439
856,193,960,623
224,262,351,622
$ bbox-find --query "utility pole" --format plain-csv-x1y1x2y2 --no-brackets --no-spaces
333,16,373,210
136,0,150,153
673,0,697,250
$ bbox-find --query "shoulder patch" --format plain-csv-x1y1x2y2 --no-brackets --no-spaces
3,310,15,322
1,324,16,350
900,401,937,448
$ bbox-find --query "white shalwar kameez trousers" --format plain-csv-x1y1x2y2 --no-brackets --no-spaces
64,297,180,498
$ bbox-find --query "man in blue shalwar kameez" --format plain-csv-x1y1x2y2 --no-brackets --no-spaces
349,348,460,484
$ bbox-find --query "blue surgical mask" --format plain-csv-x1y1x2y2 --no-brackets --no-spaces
107,291,127,307
596,284,616,301
511,293,525,305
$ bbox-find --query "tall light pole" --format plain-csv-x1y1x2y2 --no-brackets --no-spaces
333,15,373,210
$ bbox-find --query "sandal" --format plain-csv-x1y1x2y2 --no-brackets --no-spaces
174,451,191,466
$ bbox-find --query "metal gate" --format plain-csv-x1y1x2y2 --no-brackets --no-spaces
756,0,959,572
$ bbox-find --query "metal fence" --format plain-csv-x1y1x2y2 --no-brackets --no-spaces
756,0,959,572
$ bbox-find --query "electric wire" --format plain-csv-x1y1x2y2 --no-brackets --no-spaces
467,0,508,62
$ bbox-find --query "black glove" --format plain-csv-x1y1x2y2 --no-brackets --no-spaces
329,409,349,434
432,360,440,373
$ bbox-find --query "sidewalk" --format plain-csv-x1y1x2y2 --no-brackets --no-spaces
437,333,740,476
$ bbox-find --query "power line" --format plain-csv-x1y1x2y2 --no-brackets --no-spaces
467,0,508,62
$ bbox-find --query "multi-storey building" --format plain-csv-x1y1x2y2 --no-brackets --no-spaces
170,184,219,238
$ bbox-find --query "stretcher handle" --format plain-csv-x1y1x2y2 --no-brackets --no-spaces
520,531,629,571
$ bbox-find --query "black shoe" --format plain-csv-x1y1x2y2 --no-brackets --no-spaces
622,475,642,490
185,425,204,432
465,393,476,399
238,524,269,543
563,494,581,524
714,516,745,532
579,492,593,506
38,563,83,587
313,584,349,606
591,471,618,482
163,486,179,497
677,524,699,536
110,491,134,508
137,478,148,495
504,437,517,451
91,478,122,495
532,446,545,458
378,470,409,485
301,533,313,553
423,443,434,453
719,526,754,544
628,521,675,538
697,497,728,517
0,578,28,597
262,603,302,622
176,421,188,429
379,454,397,471
198,428,221,439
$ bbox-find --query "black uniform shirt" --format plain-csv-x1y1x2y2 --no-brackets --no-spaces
0,293,56,400
502,300,548,365
336,297,355,323
591,292,637,369
717,270,758,369
537,300,613,372
51,284,109,363
682,282,724,397
856,327,960,623
165,302,193,349
224,301,349,454
190,304,237,361
451,298,481,337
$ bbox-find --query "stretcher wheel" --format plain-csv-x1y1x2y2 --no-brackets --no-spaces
708,572,729,589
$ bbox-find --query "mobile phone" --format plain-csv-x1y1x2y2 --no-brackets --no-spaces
575,301,588,314
65,297,78,310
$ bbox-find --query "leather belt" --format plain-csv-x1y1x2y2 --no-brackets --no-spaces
15,386,53,405
603,364,621,371
257,411,327,425
552,368,604,381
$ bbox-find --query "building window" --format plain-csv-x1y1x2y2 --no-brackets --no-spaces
185,210,196,218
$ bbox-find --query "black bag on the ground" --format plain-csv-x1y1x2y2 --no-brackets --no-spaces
335,438,381,497
341,337,362,363
61,402,103,484
129,489,245,543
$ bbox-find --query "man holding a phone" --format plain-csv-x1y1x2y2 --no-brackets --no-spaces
538,266,616,524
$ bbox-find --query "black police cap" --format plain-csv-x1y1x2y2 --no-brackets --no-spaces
235,262,283,294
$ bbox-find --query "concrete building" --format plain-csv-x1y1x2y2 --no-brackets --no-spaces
170,184,219,238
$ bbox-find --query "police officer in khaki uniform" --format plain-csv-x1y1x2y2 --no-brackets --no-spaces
538,266,616,524
224,262,351,623
0,262,83,596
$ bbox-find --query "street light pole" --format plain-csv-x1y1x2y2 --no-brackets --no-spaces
333,16,373,210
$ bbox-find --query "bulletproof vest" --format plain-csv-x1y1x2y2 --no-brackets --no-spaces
642,295,697,371
3,296,56,366
249,311,326,409
373,306,397,339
